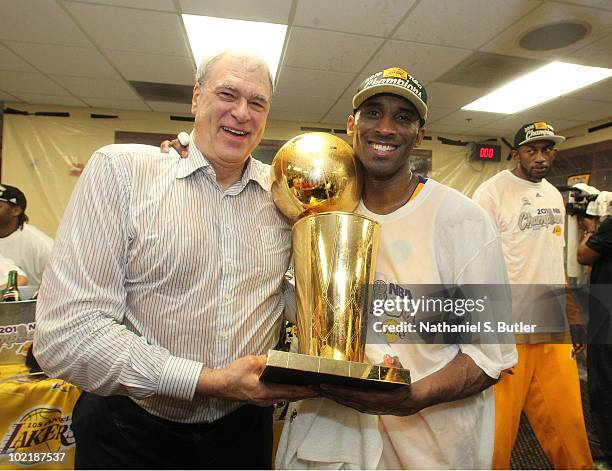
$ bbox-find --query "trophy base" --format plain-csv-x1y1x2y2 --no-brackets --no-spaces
260,350,410,390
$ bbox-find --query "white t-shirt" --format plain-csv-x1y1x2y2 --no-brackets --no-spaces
0,253,27,282
277,179,517,470
473,170,567,331
472,170,565,285
0,224,53,290
359,179,516,469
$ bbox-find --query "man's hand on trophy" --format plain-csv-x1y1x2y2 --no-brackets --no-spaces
160,131,190,158
319,352,495,416
318,382,419,416
196,355,319,407
382,354,402,369
317,354,424,416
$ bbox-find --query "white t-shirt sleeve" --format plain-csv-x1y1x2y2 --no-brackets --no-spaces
434,193,517,378
457,235,517,378
0,253,28,280
472,183,498,226
32,229,54,286
460,343,517,379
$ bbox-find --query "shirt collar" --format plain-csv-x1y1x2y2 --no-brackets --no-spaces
241,156,272,191
175,131,211,179
175,131,271,191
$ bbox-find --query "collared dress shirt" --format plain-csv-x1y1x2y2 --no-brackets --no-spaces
34,140,292,423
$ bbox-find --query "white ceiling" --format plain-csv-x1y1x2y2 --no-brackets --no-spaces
1,0,611,140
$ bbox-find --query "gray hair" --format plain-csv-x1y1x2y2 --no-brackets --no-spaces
194,50,274,94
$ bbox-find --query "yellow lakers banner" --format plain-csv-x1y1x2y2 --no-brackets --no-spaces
0,369,81,470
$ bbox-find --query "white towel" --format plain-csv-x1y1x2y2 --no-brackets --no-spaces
589,191,612,217
275,397,383,470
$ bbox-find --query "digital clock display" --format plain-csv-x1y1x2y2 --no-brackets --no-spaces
470,143,501,162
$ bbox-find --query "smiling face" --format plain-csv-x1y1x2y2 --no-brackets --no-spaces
512,140,557,182
191,53,271,170
347,94,425,180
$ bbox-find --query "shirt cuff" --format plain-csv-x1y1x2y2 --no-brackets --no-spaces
157,356,203,401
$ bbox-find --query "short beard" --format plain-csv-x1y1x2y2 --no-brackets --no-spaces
520,162,549,182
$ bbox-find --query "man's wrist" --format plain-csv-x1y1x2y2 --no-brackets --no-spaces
196,366,226,397
404,379,433,414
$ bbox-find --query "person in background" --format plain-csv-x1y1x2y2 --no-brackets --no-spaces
473,122,593,469
578,213,612,467
0,184,53,290
34,50,316,470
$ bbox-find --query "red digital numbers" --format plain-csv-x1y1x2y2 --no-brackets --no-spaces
479,147,495,159
472,143,500,161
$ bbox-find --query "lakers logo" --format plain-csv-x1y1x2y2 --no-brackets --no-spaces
553,225,562,236
383,319,400,343
534,121,549,130
0,408,74,460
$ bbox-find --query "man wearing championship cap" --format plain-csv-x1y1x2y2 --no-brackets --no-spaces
0,184,53,290
274,68,517,469
473,123,593,469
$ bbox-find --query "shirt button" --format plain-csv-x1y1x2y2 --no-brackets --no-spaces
219,331,229,339
224,293,231,301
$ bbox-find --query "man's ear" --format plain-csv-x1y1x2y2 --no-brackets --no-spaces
511,149,519,163
191,83,200,115
414,126,426,146
347,114,355,136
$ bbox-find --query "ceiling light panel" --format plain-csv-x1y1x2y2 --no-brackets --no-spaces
182,14,287,81
462,61,612,114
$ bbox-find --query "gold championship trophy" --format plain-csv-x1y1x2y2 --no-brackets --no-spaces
259,133,410,390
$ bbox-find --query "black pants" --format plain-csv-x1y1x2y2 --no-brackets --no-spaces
587,344,612,465
72,392,273,469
